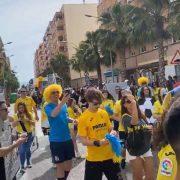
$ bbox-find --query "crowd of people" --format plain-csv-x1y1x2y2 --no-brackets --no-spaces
0,76,180,180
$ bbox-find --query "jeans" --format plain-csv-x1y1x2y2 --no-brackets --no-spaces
19,133,34,168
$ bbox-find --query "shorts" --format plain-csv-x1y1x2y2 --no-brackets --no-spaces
126,149,153,161
85,159,121,180
50,140,75,164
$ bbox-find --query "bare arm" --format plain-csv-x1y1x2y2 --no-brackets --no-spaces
51,94,70,118
131,101,139,125
0,137,26,157
79,136,109,147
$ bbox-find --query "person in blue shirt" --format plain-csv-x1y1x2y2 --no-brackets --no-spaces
43,84,75,180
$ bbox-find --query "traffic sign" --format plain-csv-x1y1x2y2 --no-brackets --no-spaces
171,50,180,65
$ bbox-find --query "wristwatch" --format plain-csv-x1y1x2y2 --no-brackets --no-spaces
93,140,101,147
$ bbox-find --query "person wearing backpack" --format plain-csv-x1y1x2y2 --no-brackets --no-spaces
120,94,153,180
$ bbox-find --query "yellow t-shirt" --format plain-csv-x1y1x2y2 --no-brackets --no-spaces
78,108,113,162
157,144,177,180
13,113,34,133
67,107,77,119
162,93,172,112
100,99,114,110
153,87,159,101
153,100,163,115
41,102,48,122
114,100,125,132
15,96,36,114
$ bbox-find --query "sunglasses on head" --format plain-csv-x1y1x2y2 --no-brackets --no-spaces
51,91,60,95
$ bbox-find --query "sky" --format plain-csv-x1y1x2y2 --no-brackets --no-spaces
0,0,98,84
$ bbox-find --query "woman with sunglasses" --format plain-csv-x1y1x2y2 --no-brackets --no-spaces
78,88,121,180
43,84,75,180
138,86,156,124
12,102,35,173
121,94,153,180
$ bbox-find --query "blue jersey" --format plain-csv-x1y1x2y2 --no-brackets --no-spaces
45,103,71,142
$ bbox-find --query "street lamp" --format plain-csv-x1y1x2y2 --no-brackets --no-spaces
4,42,13,46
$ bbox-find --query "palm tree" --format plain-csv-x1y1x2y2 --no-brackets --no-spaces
99,3,135,81
168,0,180,40
50,54,71,86
72,30,115,87
128,0,170,86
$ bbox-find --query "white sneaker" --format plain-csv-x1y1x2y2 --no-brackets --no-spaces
76,152,81,158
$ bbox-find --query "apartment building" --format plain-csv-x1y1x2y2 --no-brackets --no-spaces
34,3,98,88
98,0,180,82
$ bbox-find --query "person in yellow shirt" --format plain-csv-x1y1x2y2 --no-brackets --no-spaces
153,88,167,121
67,98,81,158
100,90,114,110
12,102,35,174
164,96,180,180
41,101,50,135
14,87,39,121
78,88,121,180
157,144,177,180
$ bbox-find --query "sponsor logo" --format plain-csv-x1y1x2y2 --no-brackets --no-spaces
161,158,173,176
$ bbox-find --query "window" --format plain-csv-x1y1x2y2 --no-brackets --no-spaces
130,50,136,56
59,46,65,52
153,44,159,49
140,46,146,53
58,36,64,42
57,26,64,31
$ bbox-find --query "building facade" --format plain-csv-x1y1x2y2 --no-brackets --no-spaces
34,4,98,88
98,0,180,82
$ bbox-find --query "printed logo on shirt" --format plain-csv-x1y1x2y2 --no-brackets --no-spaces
92,123,107,130
161,158,173,176
54,156,59,161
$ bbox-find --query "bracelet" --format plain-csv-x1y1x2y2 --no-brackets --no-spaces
93,140,101,147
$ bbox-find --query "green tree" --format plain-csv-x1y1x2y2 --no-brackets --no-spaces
168,0,180,40
4,67,19,93
50,54,71,87
128,0,171,86
72,30,115,87
99,4,135,81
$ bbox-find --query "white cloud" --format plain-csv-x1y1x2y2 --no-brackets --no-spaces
0,0,98,83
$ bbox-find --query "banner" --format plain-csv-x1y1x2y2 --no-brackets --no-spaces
105,82,128,100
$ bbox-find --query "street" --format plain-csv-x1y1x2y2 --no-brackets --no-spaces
10,109,132,180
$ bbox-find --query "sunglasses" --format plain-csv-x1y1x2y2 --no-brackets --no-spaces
51,91,60,95
21,91,26,93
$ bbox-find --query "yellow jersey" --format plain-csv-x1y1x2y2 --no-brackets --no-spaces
100,99,114,110
153,100,163,116
78,108,113,162
114,100,125,132
15,96,36,114
41,102,48,122
157,144,177,180
13,113,34,133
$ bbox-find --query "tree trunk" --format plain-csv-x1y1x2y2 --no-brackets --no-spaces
157,39,166,86
96,58,103,89
117,48,126,81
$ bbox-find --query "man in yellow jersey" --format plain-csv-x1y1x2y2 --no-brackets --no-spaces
78,88,121,180
164,97,180,180
14,87,39,121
